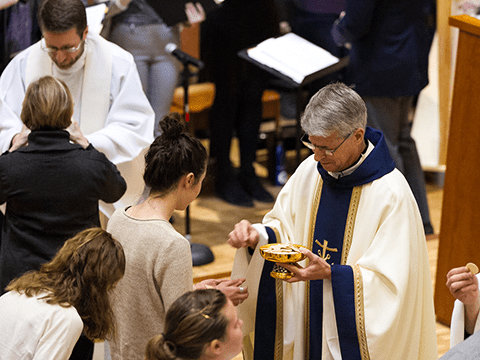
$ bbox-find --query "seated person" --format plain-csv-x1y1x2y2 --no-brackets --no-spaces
145,289,243,360
0,76,126,295
0,228,126,360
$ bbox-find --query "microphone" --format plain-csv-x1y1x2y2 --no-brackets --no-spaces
165,43,204,69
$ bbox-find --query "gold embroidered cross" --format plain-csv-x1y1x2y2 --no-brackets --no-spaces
315,239,338,261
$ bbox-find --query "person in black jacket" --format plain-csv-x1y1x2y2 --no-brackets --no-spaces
331,0,436,235
0,75,126,292
0,75,126,359
201,0,280,207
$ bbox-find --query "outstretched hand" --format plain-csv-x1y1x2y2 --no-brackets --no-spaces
195,278,249,306
215,278,249,306
447,266,480,334
446,266,479,305
280,248,331,283
227,220,259,250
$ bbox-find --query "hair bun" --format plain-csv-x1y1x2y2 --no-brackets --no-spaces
164,339,177,359
159,113,185,140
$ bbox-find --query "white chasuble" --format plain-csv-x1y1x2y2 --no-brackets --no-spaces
231,127,437,360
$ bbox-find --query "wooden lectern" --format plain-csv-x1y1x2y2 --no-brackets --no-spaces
434,15,480,326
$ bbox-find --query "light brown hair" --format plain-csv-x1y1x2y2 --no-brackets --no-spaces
145,289,228,360
7,228,126,341
21,76,73,130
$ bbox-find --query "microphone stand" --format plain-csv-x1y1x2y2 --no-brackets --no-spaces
180,61,214,267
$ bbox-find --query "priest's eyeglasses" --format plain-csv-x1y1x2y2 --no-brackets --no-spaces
40,38,83,53
301,132,352,156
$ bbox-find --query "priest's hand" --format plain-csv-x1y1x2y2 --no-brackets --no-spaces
447,266,480,334
9,125,30,152
447,266,479,305
67,120,90,149
280,248,331,283
228,220,259,250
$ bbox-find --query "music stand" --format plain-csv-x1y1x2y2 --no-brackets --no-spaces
178,59,215,267
238,47,349,166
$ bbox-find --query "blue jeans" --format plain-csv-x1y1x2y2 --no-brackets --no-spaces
110,22,181,137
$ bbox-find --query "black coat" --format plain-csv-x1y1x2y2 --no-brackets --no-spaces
333,0,436,97
0,130,126,293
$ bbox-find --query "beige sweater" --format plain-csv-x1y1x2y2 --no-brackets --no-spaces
107,207,193,360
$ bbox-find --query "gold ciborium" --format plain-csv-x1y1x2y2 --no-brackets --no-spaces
259,243,307,279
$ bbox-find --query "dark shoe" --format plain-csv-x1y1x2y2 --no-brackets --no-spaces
215,177,254,207
239,173,274,203
424,222,434,236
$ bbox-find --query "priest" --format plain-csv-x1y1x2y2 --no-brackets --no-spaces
0,0,154,217
228,83,437,359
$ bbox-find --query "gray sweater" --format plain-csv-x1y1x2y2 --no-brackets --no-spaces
107,207,193,360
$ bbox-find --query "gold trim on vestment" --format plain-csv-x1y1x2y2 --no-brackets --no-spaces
242,333,254,360
305,176,323,359
304,181,364,358
353,264,370,360
273,227,281,243
341,186,362,265
275,279,284,360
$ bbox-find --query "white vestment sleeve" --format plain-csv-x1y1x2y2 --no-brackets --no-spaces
0,53,28,152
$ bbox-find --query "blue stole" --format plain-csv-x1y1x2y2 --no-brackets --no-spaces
254,227,280,359
252,127,395,359
253,188,362,360
309,184,361,359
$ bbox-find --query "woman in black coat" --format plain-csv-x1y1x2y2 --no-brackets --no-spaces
0,76,126,294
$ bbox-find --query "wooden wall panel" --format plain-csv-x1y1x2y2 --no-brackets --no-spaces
434,15,480,325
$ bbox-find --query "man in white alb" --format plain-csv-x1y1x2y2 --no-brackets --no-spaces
0,0,154,216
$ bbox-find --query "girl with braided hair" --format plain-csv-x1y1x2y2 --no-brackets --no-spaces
145,289,243,360
0,227,126,359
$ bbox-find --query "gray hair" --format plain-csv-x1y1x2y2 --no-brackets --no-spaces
300,82,367,138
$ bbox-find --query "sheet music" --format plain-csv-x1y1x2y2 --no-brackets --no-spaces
247,33,340,84
86,3,107,35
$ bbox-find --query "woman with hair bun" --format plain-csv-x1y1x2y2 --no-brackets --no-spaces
0,227,126,360
107,113,248,360
145,289,243,360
